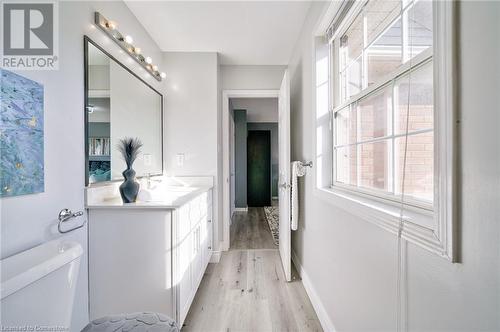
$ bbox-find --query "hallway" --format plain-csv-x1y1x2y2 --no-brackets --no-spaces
230,208,277,249
182,208,323,331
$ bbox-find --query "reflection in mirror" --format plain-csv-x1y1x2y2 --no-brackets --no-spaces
85,37,163,184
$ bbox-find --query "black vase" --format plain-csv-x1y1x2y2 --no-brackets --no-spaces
119,167,140,203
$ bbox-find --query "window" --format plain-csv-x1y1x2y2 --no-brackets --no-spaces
332,0,434,209
319,0,457,260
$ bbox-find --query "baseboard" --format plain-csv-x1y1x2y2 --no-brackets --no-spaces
210,251,221,263
234,207,248,212
292,250,336,332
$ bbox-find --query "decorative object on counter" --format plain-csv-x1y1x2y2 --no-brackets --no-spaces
0,69,44,197
117,137,143,203
94,12,166,82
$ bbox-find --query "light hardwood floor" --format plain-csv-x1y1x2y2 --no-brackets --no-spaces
230,208,277,250
182,208,323,332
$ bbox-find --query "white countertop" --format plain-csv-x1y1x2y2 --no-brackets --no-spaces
86,185,212,210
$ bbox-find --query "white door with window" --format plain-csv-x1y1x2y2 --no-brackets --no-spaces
278,69,292,282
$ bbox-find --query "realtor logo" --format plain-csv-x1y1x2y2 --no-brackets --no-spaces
1,1,59,70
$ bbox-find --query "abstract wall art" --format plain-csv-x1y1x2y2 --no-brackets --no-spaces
0,69,44,197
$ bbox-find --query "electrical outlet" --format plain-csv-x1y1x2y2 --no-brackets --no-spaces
143,154,152,166
176,153,185,167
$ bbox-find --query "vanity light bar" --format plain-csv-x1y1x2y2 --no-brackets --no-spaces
94,12,166,82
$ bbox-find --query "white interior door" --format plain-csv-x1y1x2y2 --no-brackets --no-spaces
278,70,291,282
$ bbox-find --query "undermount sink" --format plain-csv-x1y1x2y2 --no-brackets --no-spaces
137,184,197,202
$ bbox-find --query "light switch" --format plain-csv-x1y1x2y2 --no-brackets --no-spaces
176,153,185,167
144,154,152,166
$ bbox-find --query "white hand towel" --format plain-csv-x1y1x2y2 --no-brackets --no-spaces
291,161,306,231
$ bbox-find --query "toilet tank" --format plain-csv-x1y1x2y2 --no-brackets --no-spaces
1,239,83,328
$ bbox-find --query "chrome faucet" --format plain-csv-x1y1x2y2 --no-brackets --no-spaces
146,173,162,189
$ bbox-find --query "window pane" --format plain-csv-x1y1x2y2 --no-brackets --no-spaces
335,146,357,186
335,106,357,146
347,56,362,97
358,85,392,141
407,0,433,60
367,18,403,86
395,61,433,135
395,132,433,202
359,140,391,191
365,0,402,46
340,12,364,70
340,70,347,102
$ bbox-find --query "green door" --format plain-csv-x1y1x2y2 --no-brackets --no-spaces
247,130,271,207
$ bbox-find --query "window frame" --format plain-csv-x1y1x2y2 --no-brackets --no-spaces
319,0,457,261
332,55,434,212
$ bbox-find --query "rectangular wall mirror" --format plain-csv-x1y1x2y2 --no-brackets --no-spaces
84,36,163,185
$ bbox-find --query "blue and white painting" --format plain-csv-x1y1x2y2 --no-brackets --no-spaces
0,69,44,197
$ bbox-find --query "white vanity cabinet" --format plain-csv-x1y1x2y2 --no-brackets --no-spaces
174,190,213,325
87,187,213,327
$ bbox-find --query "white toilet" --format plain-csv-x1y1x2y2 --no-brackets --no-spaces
0,239,178,332
0,239,83,328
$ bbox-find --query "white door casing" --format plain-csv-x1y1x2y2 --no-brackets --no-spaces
278,70,292,282
222,90,280,251
229,109,236,219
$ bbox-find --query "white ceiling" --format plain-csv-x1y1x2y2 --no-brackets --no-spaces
231,98,278,122
125,1,312,65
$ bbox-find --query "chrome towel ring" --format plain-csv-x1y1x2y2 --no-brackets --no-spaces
58,208,86,234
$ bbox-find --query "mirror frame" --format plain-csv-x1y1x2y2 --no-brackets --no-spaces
84,35,164,186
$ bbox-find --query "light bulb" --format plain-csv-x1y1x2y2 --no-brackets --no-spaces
134,47,141,54
160,72,166,79
152,65,158,71
106,21,117,30
124,35,133,44
145,57,152,64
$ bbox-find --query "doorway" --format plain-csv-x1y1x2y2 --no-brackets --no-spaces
247,130,271,207
222,90,279,251
222,77,291,284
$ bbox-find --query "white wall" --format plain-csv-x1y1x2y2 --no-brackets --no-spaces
161,52,222,248
231,98,278,122
162,52,218,175
88,98,110,123
289,1,500,331
88,65,110,90
0,2,164,330
221,65,286,90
